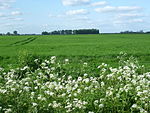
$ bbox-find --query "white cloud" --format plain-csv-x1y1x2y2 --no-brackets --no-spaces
11,11,22,16
118,6,141,11
2,23,14,27
13,18,23,21
117,13,143,18
114,18,144,25
0,0,15,9
66,9,88,15
128,19,143,23
91,1,107,7
95,6,116,12
95,6,141,13
0,11,23,20
62,0,90,6
2,22,23,28
114,12,144,25
0,3,10,9
7,17,24,21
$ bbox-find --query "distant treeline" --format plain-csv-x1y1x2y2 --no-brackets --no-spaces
0,31,40,36
0,31,19,36
1,29,150,36
120,30,150,34
42,29,100,35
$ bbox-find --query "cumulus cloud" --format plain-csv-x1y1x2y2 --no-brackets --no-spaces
95,6,141,13
66,9,88,15
91,1,107,7
62,0,90,6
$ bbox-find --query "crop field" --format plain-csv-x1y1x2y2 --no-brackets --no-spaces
0,34,150,113
0,34,150,69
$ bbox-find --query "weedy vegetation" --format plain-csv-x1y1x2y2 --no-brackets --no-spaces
0,53,150,113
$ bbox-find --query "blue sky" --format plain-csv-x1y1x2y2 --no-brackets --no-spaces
0,0,150,33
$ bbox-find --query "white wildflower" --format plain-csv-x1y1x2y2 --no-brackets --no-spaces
4,108,12,113
94,100,99,105
99,104,104,108
65,59,69,62
88,111,94,113
32,103,38,107
131,104,138,108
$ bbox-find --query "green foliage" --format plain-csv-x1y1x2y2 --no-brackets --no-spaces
0,55,149,112
18,50,29,67
13,31,18,35
17,50,39,70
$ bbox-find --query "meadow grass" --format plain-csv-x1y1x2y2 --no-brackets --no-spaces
0,34,150,70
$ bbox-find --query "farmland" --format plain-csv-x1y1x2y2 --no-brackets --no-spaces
0,34,150,112
0,34,150,69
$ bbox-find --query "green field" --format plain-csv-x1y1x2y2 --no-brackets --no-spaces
0,34,150,69
0,34,150,113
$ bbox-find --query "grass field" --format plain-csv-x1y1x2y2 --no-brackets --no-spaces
0,34,150,112
0,34,150,69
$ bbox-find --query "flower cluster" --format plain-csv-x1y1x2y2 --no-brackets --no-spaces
0,54,149,113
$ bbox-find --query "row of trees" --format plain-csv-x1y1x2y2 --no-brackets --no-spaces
1,30,150,36
42,29,100,35
0,31,18,36
120,30,150,34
